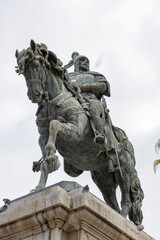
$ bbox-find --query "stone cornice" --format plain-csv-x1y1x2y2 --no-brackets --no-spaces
0,184,155,240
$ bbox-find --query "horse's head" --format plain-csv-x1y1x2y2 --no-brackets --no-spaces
15,40,58,104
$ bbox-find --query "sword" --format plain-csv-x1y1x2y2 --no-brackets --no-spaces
102,97,123,178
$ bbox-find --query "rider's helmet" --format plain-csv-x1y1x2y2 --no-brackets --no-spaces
74,55,90,72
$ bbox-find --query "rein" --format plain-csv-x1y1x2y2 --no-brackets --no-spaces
34,67,84,127
49,90,73,107
36,91,85,127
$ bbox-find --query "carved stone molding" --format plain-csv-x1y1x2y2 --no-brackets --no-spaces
0,182,155,240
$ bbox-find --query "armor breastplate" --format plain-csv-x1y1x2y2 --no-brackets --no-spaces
70,73,97,100
76,73,95,85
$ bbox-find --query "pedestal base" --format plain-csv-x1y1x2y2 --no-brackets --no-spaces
0,181,154,240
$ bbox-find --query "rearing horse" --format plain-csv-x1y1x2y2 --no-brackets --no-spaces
15,40,144,226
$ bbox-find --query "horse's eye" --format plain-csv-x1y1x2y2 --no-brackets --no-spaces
35,91,39,96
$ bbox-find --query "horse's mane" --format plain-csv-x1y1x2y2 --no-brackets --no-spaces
34,44,83,103
32,44,65,77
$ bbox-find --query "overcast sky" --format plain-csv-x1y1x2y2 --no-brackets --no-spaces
0,0,160,239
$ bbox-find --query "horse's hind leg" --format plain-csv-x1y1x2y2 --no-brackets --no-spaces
128,169,144,225
118,173,132,218
91,170,120,213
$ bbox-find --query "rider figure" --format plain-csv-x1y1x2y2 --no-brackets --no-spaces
68,54,111,144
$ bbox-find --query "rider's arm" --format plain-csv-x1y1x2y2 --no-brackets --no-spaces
98,77,111,97
80,82,107,95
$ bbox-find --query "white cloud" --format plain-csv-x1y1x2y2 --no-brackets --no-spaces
0,101,27,132
124,101,160,136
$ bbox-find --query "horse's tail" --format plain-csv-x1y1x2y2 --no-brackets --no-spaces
128,169,144,225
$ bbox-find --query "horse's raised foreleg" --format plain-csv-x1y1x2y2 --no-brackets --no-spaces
43,120,74,177
45,120,68,159
35,116,82,190
35,153,60,191
45,119,81,158
45,120,61,157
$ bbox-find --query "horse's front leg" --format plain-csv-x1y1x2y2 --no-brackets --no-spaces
35,160,49,190
34,126,50,190
45,119,80,164
45,120,63,159
35,123,61,190
45,120,71,172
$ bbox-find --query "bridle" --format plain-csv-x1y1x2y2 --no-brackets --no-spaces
17,47,83,121
24,54,50,103
26,79,43,87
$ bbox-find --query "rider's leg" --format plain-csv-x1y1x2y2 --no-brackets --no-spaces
89,101,105,144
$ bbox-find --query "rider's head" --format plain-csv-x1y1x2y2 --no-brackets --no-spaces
74,55,90,72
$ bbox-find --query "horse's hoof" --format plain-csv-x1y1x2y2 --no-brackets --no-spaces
137,224,144,231
44,156,61,173
120,209,128,218
46,155,58,162
120,212,127,218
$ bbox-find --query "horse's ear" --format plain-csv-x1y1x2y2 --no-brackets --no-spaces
30,39,36,51
48,51,58,65
15,49,19,58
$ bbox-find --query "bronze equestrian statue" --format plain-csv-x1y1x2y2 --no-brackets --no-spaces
15,40,144,226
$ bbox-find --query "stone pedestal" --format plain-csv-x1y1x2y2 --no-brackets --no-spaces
0,181,154,240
